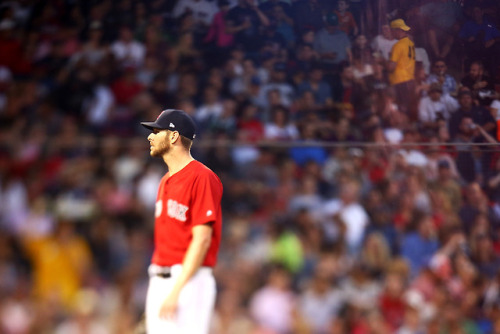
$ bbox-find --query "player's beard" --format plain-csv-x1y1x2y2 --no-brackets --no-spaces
150,139,171,157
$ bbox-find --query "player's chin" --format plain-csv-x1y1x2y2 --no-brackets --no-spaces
150,148,163,157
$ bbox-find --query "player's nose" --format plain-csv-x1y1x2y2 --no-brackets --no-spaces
147,133,154,141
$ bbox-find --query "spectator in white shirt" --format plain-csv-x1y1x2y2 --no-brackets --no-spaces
418,83,459,128
371,24,397,60
195,85,224,125
111,25,145,68
172,0,218,28
264,106,299,141
249,265,297,334
322,179,369,254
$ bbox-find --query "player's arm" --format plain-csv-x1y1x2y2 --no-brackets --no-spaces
159,223,213,319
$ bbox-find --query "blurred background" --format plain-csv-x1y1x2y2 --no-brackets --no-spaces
0,0,500,333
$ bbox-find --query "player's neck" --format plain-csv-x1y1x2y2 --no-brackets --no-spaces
163,150,194,176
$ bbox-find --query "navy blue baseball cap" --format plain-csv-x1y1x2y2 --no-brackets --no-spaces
141,109,197,140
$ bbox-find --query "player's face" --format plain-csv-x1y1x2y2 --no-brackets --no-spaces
148,129,171,157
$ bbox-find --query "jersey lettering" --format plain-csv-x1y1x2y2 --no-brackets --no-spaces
408,46,415,60
167,199,189,222
155,200,163,218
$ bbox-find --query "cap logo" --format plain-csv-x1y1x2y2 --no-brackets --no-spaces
169,122,175,128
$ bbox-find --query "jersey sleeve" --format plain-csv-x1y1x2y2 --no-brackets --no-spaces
189,171,222,227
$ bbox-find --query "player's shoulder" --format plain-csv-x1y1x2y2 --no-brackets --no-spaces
191,161,223,191
190,161,220,179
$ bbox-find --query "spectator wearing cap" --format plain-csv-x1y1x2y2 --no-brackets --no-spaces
418,82,459,129
387,18,416,119
313,12,352,72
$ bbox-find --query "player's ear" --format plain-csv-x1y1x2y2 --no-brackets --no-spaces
170,131,180,143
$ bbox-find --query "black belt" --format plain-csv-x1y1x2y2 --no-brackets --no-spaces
149,265,172,279
156,272,171,278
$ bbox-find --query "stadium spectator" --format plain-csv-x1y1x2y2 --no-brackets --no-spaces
334,0,359,38
458,5,500,75
426,58,458,96
111,25,146,68
387,18,416,118
371,23,397,61
313,13,352,72
417,82,459,129
401,214,440,278
225,0,270,53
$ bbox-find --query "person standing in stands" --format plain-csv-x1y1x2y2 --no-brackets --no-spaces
225,0,270,53
387,19,416,119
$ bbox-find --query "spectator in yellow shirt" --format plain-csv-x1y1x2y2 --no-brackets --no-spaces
23,219,92,309
387,19,417,120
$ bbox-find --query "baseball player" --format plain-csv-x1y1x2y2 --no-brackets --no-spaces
141,109,223,334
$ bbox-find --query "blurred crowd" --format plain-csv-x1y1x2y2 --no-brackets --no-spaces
1,0,500,333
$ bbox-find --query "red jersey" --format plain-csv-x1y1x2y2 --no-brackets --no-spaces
152,160,223,267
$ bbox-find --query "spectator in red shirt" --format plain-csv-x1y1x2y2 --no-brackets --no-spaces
0,20,26,74
334,0,358,38
379,272,407,331
110,66,144,106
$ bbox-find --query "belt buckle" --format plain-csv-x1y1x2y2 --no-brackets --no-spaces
157,272,171,278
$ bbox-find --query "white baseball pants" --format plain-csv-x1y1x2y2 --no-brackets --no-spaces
145,264,216,334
